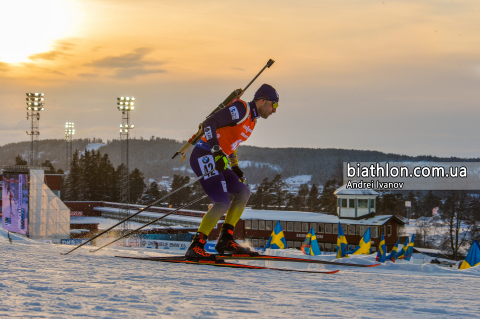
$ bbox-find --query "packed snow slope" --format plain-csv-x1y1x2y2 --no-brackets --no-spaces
1,229,480,318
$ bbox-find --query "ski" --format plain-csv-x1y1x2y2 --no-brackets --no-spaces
122,253,379,268
115,256,340,274
217,253,381,268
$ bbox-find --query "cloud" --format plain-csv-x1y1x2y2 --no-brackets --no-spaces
85,47,167,79
28,41,76,61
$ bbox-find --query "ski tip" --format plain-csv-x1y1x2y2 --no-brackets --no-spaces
365,263,381,267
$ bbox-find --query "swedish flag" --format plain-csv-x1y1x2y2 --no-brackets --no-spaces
301,227,322,256
459,240,480,270
376,234,387,263
404,234,415,261
387,239,400,262
264,221,286,249
336,223,349,258
396,238,409,259
349,228,372,255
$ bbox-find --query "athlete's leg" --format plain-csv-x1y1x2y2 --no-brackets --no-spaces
190,147,231,236
222,169,251,227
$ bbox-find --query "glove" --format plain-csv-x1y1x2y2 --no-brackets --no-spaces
213,148,228,172
231,166,246,184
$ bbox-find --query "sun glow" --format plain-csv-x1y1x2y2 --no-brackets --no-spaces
0,0,79,64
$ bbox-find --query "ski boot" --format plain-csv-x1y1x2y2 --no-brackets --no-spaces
185,232,217,261
215,224,258,256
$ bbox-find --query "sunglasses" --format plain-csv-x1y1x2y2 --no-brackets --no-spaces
266,99,279,109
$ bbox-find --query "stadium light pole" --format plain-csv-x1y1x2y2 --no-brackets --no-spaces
117,96,135,231
26,92,45,166
64,122,75,171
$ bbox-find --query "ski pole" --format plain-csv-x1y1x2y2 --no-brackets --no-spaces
61,172,211,255
89,194,209,253
172,59,275,161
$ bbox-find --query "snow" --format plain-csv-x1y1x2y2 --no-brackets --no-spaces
2,228,480,318
85,143,105,152
284,175,311,185
238,160,282,172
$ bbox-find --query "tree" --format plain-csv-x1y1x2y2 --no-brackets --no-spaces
168,175,192,207
249,177,273,209
440,191,472,260
317,179,340,214
138,181,165,205
418,191,442,217
129,168,146,203
297,183,309,211
15,155,27,165
270,174,288,209
40,159,56,174
64,151,82,201
307,184,320,212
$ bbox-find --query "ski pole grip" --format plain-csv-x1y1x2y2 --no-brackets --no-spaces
267,59,275,68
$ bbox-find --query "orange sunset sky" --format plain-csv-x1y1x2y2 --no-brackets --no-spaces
1,0,480,157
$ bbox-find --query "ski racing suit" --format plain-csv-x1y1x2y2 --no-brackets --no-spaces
190,99,259,237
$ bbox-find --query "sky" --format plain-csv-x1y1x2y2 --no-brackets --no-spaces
1,0,480,158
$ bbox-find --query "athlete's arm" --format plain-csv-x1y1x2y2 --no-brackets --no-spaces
202,101,248,150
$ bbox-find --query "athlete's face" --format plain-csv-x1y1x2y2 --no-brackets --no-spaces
257,99,277,119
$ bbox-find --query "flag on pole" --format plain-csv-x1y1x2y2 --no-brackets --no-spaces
404,234,415,261
396,238,409,259
376,234,387,263
301,227,321,256
264,221,286,249
459,240,480,270
387,239,400,262
349,228,371,255
336,222,349,258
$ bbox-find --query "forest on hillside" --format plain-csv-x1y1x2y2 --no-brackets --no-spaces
1,137,479,185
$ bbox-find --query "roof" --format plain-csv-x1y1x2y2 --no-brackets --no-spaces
334,184,379,196
240,209,402,226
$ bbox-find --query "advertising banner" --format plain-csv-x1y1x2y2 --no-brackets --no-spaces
2,174,29,235
142,239,189,249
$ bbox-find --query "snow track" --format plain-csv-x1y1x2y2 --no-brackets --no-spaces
1,228,480,318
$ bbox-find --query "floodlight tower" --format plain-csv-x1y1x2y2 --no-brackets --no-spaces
64,122,75,170
117,96,135,230
26,92,45,166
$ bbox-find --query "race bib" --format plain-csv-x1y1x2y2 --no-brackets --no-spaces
198,155,218,180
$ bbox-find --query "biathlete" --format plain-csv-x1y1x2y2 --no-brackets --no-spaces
186,84,279,259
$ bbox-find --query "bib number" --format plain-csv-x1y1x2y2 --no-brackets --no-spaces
198,155,218,180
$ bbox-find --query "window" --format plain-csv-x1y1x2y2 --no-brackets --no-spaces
348,225,355,235
361,225,369,235
371,246,376,252
325,224,332,234
337,198,341,207
356,225,362,235
252,239,259,246
370,226,378,238
302,223,309,232
318,223,324,233
332,223,338,234
358,199,368,208
294,241,302,249
259,239,265,247
310,223,317,232
325,243,332,252
295,222,301,232
341,198,348,208
370,199,375,209
252,220,258,230
287,222,293,232
318,243,324,251
349,199,355,208
287,241,294,248
259,220,265,230
281,221,286,231
266,221,273,231
387,225,392,236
